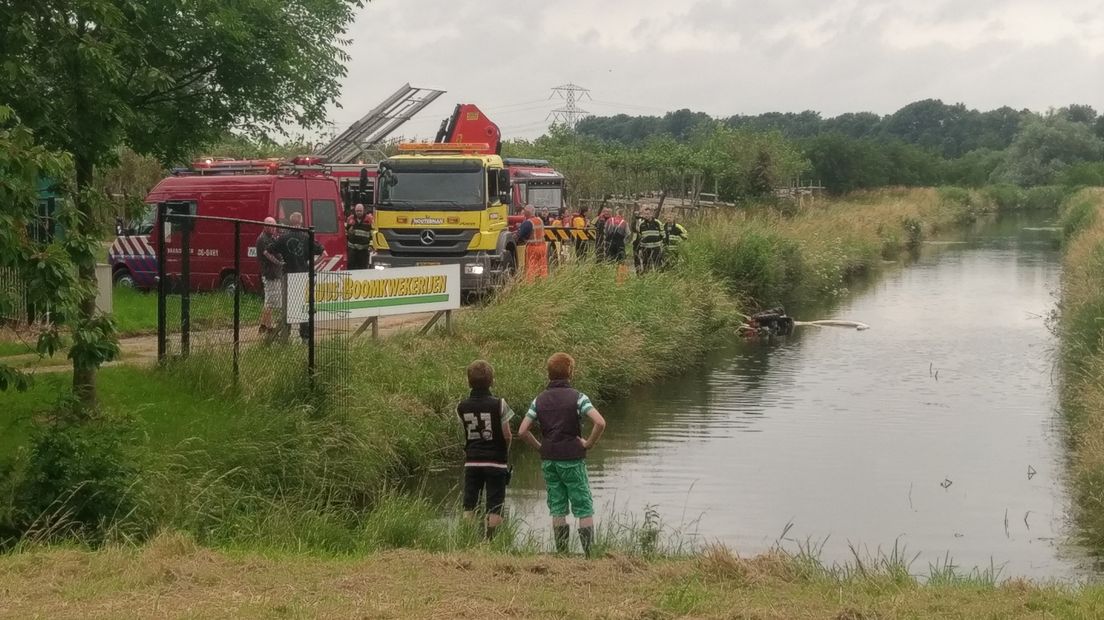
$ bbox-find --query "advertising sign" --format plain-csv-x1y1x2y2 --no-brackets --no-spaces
286,264,461,323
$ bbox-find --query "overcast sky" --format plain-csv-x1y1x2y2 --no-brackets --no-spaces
326,0,1104,140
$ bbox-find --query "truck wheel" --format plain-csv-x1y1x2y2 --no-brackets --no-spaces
113,268,136,288
220,272,239,295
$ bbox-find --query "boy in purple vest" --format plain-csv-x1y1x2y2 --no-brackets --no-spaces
518,352,607,556
457,360,515,540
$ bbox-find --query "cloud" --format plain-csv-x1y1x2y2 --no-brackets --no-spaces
323,0,1104,140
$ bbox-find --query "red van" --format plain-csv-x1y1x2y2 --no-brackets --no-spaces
108,168,347,292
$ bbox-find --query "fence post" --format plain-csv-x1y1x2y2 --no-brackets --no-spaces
233,220,241,382
307,227,316,388
156,202,167,362
180,218,191,357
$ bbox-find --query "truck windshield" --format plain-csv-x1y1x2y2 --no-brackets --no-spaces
528,186,562,211
378,160,485,210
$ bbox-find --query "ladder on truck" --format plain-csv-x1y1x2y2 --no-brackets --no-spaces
317,84,446,164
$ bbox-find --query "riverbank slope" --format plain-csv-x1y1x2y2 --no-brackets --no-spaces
1058,188,1104,550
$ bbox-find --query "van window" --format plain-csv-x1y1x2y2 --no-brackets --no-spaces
277,198,304,223
311,199,339,233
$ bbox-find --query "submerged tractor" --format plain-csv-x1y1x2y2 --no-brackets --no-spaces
371,104,566,293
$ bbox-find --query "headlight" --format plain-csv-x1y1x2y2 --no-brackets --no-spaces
373,264,388,270
464,264,485,275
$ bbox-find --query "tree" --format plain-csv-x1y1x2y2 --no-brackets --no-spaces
0,108,88,393
991,116,1104,186
0,0,361,407
803,133,888,194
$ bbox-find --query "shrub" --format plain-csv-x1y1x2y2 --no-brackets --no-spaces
983,184,1026,211
12,415,145,544
937,186,978,223
1023,186,1069,211
902,217,923,249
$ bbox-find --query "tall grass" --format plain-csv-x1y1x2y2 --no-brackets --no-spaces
1057,189,1104,549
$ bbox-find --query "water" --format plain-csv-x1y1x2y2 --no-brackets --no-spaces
504,213,1087,579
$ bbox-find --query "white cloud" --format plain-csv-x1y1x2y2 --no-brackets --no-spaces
322,0,1104,140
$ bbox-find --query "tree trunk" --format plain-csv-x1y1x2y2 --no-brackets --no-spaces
72,155,98,408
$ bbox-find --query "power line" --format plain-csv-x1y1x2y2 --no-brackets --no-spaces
485,98,549,111
588,99,669,113
547,83,592,129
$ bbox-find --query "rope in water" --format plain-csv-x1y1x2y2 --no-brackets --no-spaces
793,320,871,331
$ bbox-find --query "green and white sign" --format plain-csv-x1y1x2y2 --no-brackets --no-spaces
286,264,461,323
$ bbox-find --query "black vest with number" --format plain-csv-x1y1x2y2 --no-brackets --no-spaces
457,389,508,464
533,379,586,461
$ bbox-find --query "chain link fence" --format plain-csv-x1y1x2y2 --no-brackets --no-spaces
155,207,352,403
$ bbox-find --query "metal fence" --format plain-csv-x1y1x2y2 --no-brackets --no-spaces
154,206,351,393
0,267,29,326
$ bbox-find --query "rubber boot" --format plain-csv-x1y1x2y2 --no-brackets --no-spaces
553,525,571,554
578,526,594,558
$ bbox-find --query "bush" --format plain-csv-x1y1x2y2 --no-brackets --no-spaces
983,184,1026,211
937,186,978,224
1023,186,1069,211
1060,162,1104,188
12,415,145,544
902,217,923,249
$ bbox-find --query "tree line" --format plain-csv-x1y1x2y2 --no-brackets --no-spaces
555,100,1104,196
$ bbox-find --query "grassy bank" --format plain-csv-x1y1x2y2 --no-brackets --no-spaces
3,533,1103,619
2,188,984,553
1058,188,1104,550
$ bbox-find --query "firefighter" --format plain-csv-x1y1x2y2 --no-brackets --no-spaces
549,208,565,266
663,211,688,268
572,207,589,259
634,207,664,273
345,203,373,270
593,207,612,262
514,205,548,281
604,209,629,263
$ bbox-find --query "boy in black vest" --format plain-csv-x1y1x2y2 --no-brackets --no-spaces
518,352,607,556
457,359,515,540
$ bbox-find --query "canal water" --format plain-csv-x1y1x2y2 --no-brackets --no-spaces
503,213,1086,579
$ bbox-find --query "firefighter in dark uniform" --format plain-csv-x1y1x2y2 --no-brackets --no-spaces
634,207,665,273
456,359,515,540
345,203,373,270
663,211,688,268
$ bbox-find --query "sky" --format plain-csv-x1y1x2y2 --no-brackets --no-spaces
325,0,1104,140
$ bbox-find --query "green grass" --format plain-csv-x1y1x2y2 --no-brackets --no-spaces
111,286,263,336
0,339,35,357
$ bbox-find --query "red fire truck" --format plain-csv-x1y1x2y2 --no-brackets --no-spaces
108,159,348,292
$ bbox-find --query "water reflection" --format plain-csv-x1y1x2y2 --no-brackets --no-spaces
498,213,1085,580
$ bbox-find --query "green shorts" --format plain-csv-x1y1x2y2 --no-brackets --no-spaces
541,459,593,519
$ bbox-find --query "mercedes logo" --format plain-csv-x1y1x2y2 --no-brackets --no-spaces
419,229,436,245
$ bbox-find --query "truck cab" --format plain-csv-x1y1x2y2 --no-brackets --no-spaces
504,158,566,227
371,144,516,292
